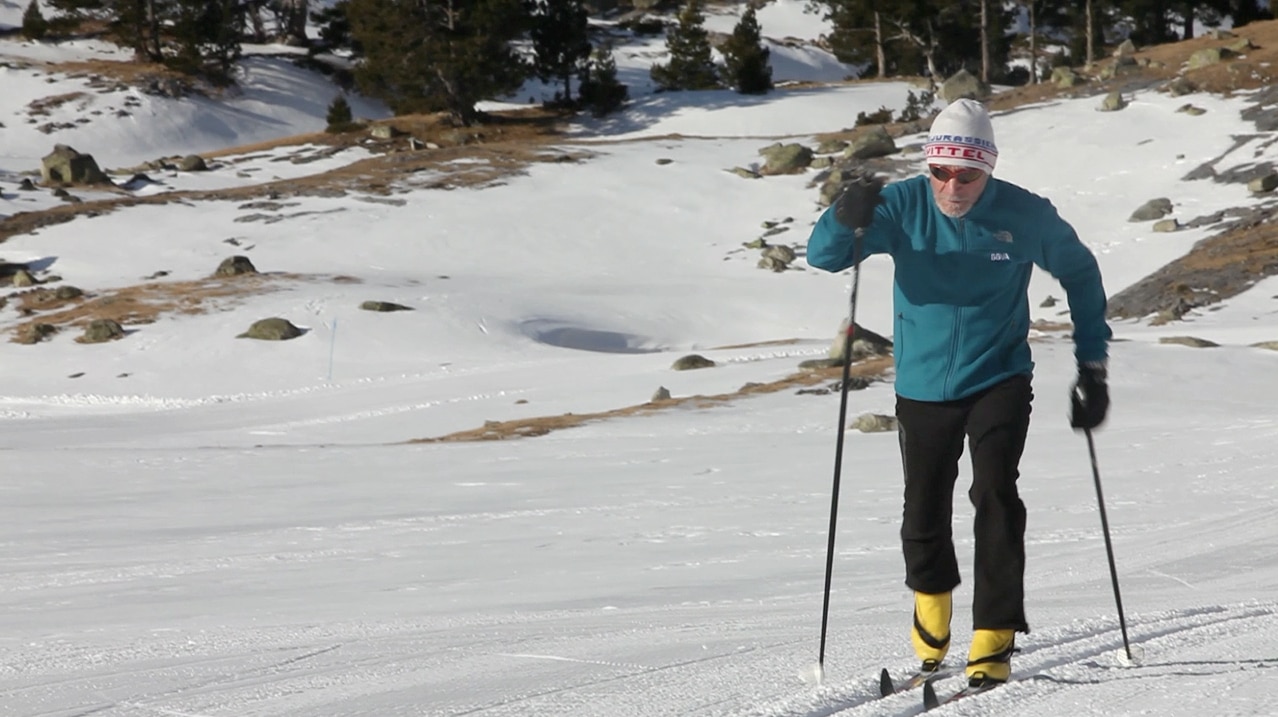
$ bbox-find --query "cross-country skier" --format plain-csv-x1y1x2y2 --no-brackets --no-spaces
805,98,1112,688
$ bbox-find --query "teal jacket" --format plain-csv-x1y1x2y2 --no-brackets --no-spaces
807,175,1111,402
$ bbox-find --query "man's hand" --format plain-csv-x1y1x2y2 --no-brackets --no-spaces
1069,363,1109,430
834,174,885,231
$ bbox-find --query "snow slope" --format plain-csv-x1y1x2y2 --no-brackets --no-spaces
3,3,1278,716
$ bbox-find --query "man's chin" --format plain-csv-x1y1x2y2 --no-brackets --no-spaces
937,201,971,218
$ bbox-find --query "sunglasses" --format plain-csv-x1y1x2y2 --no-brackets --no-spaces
929,165,986,185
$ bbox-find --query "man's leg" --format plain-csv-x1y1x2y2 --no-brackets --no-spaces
896,396,967,595
965,374,1034,633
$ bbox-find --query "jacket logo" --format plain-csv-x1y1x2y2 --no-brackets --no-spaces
993,231,1014,243
990,252,1011,261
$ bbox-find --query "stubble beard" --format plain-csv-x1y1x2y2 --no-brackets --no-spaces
935,198,972,218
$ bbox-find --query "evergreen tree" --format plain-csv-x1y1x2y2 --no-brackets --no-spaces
347,0,529,125
820,0,891,76
1117,0,1176,44
1015,0,1074,82
279,0,309,45
650,0,719,91
579,45,628,117
168,0,243,82
1063,0,1118,65
326,93,355,131
721,6,772,94
21,0,49,40
818,0,1013,82
44,0,100,34
47,0,102,11
1229,0,1273,26
106,0,165,62
312,0,357,51
530,0,591,104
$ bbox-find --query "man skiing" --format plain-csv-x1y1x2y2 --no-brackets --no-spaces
805,98,1112,688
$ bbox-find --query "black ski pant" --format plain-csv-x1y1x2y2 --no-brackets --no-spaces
896,373,1033,633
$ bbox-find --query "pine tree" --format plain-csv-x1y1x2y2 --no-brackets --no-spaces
22,0,49,40
817,0,1013,82
1230,0,1274,26
312,0,356,51
530,0,591,104
47,0,102,11
579,45,628,117
42,0,98,35
721,6,772,94
650,0,719,91
168,0,243,82
279,0,310,45
818,0,897,76
326,94,355,131
347,0,529,126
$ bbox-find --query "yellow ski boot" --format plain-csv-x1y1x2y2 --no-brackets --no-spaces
910,591,952,672
965,628,1015,686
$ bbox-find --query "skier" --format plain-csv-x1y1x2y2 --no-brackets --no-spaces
805,99,1112,688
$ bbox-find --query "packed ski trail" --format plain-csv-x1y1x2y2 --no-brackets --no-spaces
5,344,1278,716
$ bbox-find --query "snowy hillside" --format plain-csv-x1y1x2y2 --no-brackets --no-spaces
3,3,1278,716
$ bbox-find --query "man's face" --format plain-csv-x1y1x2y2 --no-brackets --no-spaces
928,164,990,218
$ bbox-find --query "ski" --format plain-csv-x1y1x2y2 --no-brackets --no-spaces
923,678,1003,710
878,665,948,698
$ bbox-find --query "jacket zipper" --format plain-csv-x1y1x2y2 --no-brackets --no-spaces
943,218,967,399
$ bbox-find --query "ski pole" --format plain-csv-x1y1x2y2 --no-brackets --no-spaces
1084,427,1134,662
816,226,865,677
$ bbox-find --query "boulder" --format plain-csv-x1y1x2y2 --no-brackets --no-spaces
1129,198,1174,222
939,69,990,103
849,413,897,433
360,300,413,312
40,145,111,186
215,255,258,277
671,354,715,371
759,143,814,175
81,319,126,343
845,125,896,160
178,154,208,171
238,318,303,340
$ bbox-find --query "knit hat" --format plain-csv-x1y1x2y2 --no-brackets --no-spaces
924,98,998,173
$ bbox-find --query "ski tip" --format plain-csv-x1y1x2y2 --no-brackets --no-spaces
922,680,940,710
878,668,894,697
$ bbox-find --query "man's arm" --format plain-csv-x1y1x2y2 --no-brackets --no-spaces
806,178,896,272
1035,217,1112,365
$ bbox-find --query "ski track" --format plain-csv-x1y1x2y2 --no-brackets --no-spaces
773,603,1278,717
5,603,1274,716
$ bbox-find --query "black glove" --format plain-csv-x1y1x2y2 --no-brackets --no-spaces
1069,364,1109,430
834,174,885,231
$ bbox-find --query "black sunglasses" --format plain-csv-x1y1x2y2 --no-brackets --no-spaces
929,165,986,185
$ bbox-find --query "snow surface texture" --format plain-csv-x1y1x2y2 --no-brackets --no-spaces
3,3,1278,716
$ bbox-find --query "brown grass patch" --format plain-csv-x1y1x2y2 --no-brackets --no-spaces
27,91,88,116
7,273,301,342
413,356,894,443
54,58,188,85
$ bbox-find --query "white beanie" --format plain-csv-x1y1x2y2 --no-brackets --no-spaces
924,98,998,173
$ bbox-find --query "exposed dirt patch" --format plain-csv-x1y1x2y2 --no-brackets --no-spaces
989,21,1278,111
413,356,895,443
26,91,88,117
1108,205,1278,322
0,138,592,244
7,272,308,343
